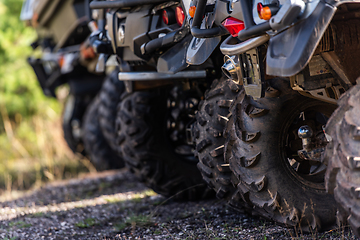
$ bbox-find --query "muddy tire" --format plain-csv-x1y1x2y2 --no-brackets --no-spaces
116,89,213,200
82,97,124,171
324,85,360,237
193,78,242,199
226,78,337,231
98,69,125,151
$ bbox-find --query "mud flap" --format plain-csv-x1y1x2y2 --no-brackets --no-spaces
186,36,221,66
266,2,336,77
27,57,62,98
157,35,192,74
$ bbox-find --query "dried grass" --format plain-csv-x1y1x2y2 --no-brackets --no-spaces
0,103,92,193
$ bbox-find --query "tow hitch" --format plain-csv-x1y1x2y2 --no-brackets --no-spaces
297,125,327,163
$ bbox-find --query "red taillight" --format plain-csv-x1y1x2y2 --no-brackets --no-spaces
162,9,170,25
221,17,245,37
175,6,185,27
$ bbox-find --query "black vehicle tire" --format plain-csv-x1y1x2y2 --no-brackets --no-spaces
83,97,124,171
324,85,360,237
98,69,125,151
62,94,93,156
116,88,213,200
193,78,242,199
226,78,337,231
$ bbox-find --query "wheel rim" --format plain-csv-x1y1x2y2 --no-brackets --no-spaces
282,102,335,188
165,85,203,163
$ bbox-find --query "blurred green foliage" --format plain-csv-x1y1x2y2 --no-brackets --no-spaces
0,0,87,191
0,0,60,123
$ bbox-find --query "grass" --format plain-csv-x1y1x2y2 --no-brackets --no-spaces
75,218,97,228
29,212,44,218
0,0,94,193
114,214,153,231
153,229,162,235
8,221,32,229
0,94,93,193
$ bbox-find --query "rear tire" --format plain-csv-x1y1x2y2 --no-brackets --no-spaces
98,69,125,151
62,94,92,156
116,88,213,200
82,97,124,171
193,78,242,199
226,79,337,231
325,85,360,237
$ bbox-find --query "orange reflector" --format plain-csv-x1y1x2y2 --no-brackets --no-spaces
189,6,196,18
80,45,96,60
222,17,245,37
31,13,39,28
58,55,65,68
257,3,272,20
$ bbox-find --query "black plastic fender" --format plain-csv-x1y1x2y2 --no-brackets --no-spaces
266,1,336,77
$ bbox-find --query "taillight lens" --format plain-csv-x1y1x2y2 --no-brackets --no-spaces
222,17,245,37
175,6,185,27
257,3,263,14
162,9,170,25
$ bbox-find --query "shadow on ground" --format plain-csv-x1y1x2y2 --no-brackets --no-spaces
0,170,355,240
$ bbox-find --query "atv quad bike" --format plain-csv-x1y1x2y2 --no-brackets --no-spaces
186,0,360,233
87,0,222,200
21,0,124,170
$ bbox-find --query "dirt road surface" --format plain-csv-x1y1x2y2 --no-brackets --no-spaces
0,170,354,239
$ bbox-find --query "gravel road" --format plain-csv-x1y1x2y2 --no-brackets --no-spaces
0,169,355,239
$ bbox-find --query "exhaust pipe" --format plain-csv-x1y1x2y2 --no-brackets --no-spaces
222,55,241,84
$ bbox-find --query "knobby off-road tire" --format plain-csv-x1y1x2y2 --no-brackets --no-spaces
325,85,360,237
83,97,124,171
116,89,212,200
98,69,125,151
193,78,242,200
62,94,93,156
226,79,337,231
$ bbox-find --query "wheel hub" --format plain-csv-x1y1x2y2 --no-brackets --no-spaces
285,110,331,180
166,86,202,158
